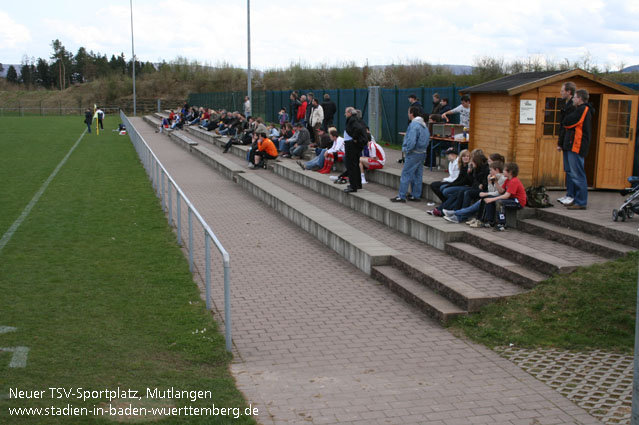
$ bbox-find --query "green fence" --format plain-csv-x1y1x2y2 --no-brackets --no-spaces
188,86,465,144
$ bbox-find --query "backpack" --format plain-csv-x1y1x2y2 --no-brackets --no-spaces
525,186,553,208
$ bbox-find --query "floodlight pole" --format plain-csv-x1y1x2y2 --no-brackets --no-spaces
130,0,137,116
633,259,639,424
247,0,252,106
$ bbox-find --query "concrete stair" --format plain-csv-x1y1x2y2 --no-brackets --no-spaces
518,218,635,259
461,230,577,275
445,242,548,288
534,208,639,249
371,265,466,324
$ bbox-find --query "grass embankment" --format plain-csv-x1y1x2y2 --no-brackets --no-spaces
0,117,256,424
448,252,639,352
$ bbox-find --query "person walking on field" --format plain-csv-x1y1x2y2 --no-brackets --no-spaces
84,109,92,133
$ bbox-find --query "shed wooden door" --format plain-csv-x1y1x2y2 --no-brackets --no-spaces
535,94,565,187
595,94,638,189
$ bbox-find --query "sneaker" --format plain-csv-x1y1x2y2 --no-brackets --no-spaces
443,209,455,217
248,163,255,169
407,195,421,202
361,178,368,184
329,176,339,181
432,209,443,217
296,160,305,171
444,215,460,223
390,196,406,203
426,209,434,215
335,177,348,184
469,220,483,228
466,218,478,226
557,196,566,203
495,224,506,231
482,222,493,228
559,196,574,205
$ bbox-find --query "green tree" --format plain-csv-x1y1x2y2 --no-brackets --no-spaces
74,47,90,83
50,39,73,89
36,58,52,88
6,65,18,83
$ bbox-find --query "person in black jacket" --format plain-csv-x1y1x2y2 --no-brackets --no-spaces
321,94,337,130
408,94,424,116
561,89,594,210
556,81,576,206
343,107,368,193
84,109,92,133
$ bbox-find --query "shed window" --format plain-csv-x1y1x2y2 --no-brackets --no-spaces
542,97,566,136
605,99,631,138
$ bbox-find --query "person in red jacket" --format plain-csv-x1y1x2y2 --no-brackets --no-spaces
296,95,308,124
482,162,527,231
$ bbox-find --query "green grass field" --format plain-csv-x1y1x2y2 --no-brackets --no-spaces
0,117,256,424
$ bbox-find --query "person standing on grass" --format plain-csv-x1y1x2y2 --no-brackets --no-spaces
96,107,105,130
84,109,92,133
390,106,429,202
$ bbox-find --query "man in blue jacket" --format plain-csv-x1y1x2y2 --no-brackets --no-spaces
391,106,430,202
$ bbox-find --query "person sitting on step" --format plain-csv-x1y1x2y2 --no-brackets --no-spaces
248,131,278,169
481,162,527,231
280,123,310,158
429,147,460,202
359,137,386,184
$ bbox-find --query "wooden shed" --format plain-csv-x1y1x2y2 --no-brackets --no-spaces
462,69,638,189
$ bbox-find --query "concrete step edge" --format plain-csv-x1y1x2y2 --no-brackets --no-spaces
371,265,466,324
446,242,547,289
390,254,491,312
520,218,636,258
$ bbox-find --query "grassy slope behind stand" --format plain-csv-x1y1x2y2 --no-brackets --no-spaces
449,252,639,353
0,117,256,424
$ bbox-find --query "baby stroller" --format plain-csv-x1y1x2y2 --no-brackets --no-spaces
612,177,639,222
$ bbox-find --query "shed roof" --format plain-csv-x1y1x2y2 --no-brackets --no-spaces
461,69,637,96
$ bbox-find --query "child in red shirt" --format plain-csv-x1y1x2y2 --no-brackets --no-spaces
483,162,527,231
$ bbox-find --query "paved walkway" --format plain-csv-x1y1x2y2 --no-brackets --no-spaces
131,118,601,425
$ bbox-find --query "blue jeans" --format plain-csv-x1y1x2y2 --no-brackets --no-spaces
439,186,469,210
304,149,326,169
398,151,426,199
566,151,588,206
563,151,575,198
86,123,91,133
290,145,307,158
455,200,481,221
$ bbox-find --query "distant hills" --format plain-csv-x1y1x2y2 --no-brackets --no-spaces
622,65,639,73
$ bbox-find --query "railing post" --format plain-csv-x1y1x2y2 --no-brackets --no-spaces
188,208,194,272
161,170,166,211
168,182,173,225
205,235,211,311
224,261,232,352
177,192,182,246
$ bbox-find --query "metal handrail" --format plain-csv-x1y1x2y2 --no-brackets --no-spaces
120,110,232,352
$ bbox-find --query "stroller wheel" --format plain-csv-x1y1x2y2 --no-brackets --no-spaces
628,210,635,219
620,209,627,222
613,209,619,221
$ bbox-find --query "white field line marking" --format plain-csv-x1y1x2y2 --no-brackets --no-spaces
0,326,17,334
0,347,29,367
0,130,87,254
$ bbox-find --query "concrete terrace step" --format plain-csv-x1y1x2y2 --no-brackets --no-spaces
461,230,578,275
389,254,492,312
190,145,245,180
534,208,639,249
371,265,466,323
272,161,466,250
143,115,161,127
519,218,635,259
235,172,398,274
168,131,198,150
445,242,548,289
185,126,250,160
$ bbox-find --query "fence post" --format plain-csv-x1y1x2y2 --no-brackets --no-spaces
168,183,173,225
205,235,211,310
224,262,232,352
177,193,182,246
188,209,194,272
394,86,398,145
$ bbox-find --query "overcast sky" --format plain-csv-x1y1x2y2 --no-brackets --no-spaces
1,0,638,70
